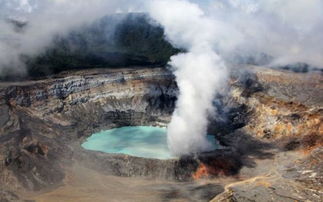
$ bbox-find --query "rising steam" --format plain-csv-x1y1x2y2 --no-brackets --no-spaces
148,0,227,156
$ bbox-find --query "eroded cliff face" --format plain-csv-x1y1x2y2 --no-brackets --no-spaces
230,66,322,146
1,68,177,133
0,66,322,201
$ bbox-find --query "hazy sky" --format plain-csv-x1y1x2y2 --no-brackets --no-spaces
0,0,323,76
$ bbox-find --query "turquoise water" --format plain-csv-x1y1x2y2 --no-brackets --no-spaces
82,126,217,159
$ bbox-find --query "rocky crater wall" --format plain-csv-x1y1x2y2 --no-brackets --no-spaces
0,68,179,192
0,66,322,197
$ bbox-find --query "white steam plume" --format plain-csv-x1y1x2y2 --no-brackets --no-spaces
148,0,323,156
148,0,227,156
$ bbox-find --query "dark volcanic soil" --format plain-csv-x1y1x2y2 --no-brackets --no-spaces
0,66,322,202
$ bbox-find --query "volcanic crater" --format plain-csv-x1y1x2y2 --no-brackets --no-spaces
0,66,322,201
